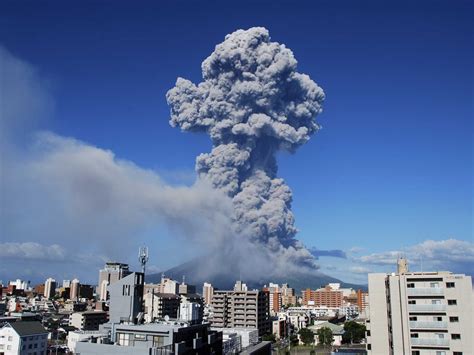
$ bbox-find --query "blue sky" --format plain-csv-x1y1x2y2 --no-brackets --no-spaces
0,0,472,284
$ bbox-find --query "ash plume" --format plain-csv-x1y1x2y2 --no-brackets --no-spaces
167,27,325,271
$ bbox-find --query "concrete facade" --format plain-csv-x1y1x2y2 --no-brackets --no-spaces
367,271,473,355
211,289,270,336
108,272,144,324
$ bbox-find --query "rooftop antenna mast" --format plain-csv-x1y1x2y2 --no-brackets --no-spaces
138,246,149,275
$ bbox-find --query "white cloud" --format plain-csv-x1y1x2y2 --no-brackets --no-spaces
357,239,474,274
0,242,66,261
349,266,371,274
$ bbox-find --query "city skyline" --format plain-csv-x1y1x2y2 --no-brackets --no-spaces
1,0,473,285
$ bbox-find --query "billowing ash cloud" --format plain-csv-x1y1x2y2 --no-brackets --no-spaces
167,27,325,268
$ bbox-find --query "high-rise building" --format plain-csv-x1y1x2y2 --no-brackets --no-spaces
233,280,248,292
263,283,282,315
62,280,71,288
211,282,270,336
70,278,80,301
302,284,343,307
108,272,144,324
357,289,369,313
44,278,56,299
144,292,180,322
98,262,131,301
203,282,214,305
281,283,296,307
366,259,473,355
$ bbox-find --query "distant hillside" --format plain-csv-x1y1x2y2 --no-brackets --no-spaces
146,257,365,292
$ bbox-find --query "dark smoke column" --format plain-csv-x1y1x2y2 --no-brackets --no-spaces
167,27,325,269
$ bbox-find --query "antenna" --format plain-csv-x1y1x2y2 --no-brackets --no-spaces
138,246,149,275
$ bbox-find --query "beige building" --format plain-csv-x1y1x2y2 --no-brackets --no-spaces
367,261,472,355
203,282,214,305
70,278,80,301
98,262,130,301
211,283,270,336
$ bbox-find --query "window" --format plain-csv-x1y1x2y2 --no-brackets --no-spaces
408,300,416,304
28,344,32,349
436,352,446,355
7,337,12,341
446,282,455,288
451,334,461,340
412,351,420,355
410,333,419,338
407,283,415,288
453,352,463,355
7,345,11,350
409,316,417,321
436,333,445,339
433,316,442,321
448,299,457,305
450,316,459,322
117,333,131,346
0,344,4,349
367,344,371,350
366,330,371,336
430,282,439,288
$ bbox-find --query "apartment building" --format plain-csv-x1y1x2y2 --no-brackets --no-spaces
367,260,472,355
69,310,108,331
302,285,343,307
211,284,271,335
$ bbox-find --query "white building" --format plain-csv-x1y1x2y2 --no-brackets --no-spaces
179,296,201,323
0,322,48,355
67,330,107,353
367,260,473,355
44,278,56,299
8,280,28,291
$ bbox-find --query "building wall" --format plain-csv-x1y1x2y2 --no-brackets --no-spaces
367,271,473,355
211,290,270,336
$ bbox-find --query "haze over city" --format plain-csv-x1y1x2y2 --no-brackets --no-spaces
1,0,472,287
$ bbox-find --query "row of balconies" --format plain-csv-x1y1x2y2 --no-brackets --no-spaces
407,304,446,312
409,321,447,329
410,338,449,346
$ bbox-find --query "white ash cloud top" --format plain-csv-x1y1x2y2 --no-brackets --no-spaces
167,27,325,267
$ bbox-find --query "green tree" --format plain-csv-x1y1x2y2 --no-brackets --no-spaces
316,327,334,346
262,333,276,342
342,321,366,344
298,327,315,346
290,334,299,346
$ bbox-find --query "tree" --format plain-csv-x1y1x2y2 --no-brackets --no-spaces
342,321,366,344
290,334,299,347
298,327,315,346
262,333,276,343
316,327,334,346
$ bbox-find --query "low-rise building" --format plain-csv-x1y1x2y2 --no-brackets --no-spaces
69,311,108,331
0,321,48,355
75,322,223,354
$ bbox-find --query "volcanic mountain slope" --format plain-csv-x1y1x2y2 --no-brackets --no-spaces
146,257,364,292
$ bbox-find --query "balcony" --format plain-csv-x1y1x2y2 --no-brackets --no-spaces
409,321,447,329
410,338,449,347
408,304,446,312
407,288,443,296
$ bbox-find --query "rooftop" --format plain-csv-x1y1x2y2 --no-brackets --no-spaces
6,321,48,336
